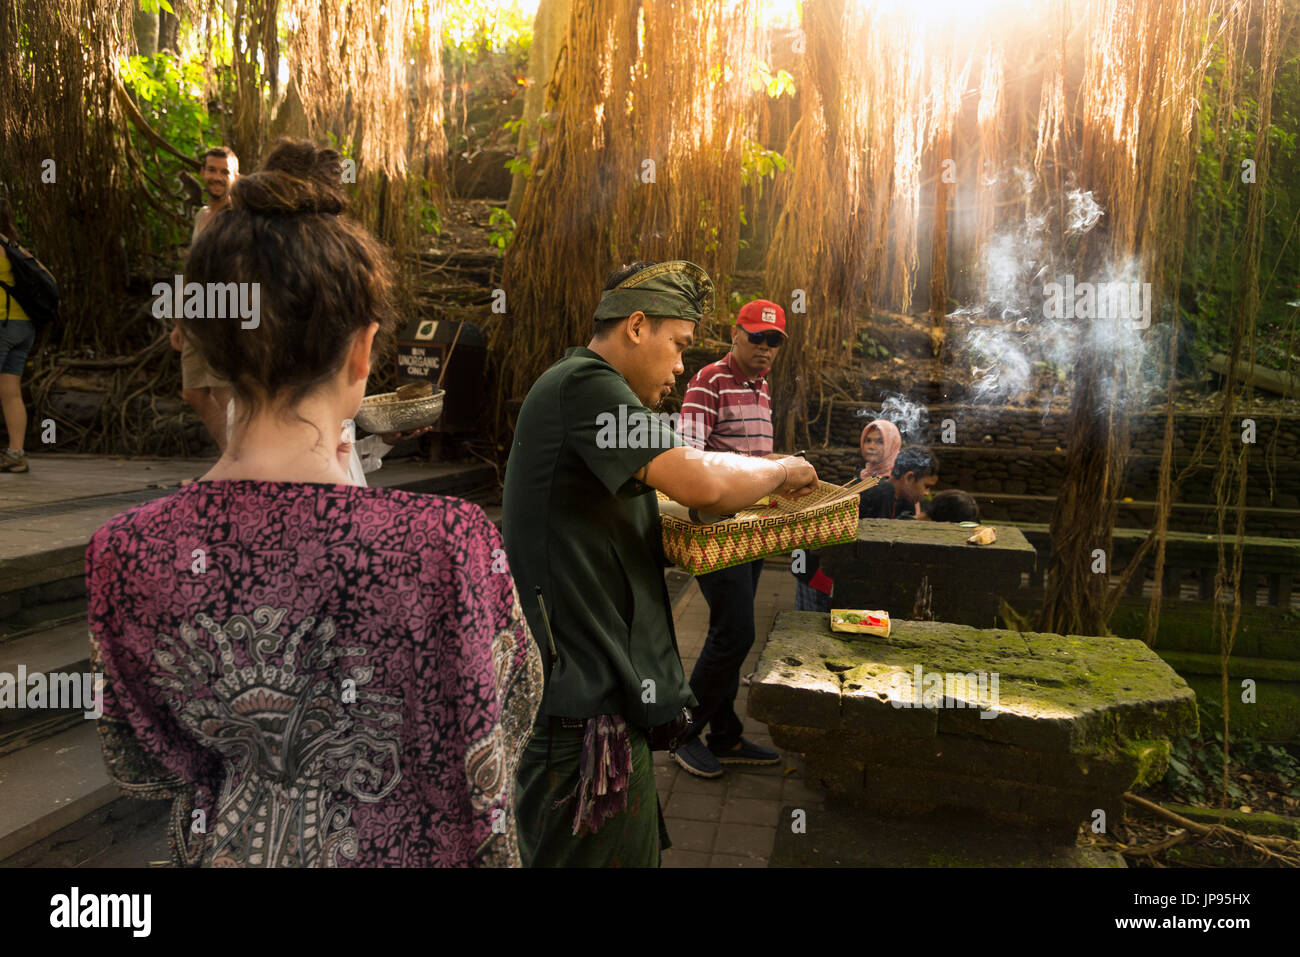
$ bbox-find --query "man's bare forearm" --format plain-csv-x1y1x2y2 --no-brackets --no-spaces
641,446,815,511
689,450,787,512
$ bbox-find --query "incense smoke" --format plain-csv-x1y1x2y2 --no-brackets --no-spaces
855,393,931,441
950,167,1165,414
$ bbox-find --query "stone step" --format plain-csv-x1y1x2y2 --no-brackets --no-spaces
0,617,91,680
3,795,170,868
0,722,117,863
0,459,500,640
78,804,171,868
1,599,87,645
0,618,94,757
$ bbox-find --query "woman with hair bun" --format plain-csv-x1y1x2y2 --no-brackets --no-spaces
86,139,543,868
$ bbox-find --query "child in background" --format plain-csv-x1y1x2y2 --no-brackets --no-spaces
919,488,980,523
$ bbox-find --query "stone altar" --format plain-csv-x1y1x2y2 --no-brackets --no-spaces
820,518,1037,627
751,612,1198,866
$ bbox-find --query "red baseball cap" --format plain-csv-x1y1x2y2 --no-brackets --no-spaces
736,299,787,337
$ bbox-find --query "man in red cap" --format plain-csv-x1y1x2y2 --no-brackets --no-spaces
672,299,788,778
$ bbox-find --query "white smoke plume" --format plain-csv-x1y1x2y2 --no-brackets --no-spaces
950,167,1163,414
856,393,931,441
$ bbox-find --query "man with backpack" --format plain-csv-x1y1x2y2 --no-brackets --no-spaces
0,192,58,474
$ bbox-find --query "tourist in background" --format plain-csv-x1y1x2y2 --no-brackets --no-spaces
0,192,51,474
170,146,238,452
794,445,941,612
671,298,789,780
920,488,980,523
859,446,940,520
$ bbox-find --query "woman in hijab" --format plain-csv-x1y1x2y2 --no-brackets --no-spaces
793,418,907,611
859,419,901,480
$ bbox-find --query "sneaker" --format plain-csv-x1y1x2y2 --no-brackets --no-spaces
671,737,724,779
0,450,28,473
710,738,780,766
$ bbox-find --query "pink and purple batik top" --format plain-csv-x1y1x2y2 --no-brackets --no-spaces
86,480,543,868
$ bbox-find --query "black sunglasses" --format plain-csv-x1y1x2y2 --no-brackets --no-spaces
745,331,785,347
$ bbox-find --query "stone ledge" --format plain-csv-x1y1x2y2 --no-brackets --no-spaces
1156,650,1300,683
0,722,117,863
1,796,168,868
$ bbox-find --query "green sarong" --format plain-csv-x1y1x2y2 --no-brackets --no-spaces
516,721,670,867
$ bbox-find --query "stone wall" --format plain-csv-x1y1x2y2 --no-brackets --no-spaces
819,519,1038,629
808,444,1298,505
812,400,1300,462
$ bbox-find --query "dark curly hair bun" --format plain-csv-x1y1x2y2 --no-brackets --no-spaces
231,138,347,215
184,136,394,417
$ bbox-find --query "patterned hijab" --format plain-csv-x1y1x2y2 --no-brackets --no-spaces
860,419,902,479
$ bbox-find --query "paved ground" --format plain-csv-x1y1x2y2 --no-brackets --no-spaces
658,562,826,867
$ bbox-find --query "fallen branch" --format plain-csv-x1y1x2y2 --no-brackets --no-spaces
113,73,200,169
1207,352,1300,398
1123,792,1300,866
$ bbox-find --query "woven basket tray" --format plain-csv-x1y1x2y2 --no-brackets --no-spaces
657,477,874,576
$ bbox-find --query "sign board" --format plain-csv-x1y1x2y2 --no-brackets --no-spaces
394,318,487,433
396,346,442,380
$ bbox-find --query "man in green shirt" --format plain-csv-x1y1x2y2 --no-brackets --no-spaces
503,260,817,866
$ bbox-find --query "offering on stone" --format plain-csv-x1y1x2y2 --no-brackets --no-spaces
966,525,997,546
829,609,891,637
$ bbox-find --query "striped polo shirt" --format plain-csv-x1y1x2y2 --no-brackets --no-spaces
678,351,774,456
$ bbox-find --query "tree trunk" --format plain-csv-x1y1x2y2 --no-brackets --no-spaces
158,5,180,54
506,0,571,222
928,127,951,354
1038,342,1130,636
133,3,158,56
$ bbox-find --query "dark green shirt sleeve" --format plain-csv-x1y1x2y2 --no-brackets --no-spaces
561,362,684,497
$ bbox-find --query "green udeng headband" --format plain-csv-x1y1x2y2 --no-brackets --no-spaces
592,260,715,324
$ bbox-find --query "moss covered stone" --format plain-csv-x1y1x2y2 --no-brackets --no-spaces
751,611,1198,844
752,612,1198,753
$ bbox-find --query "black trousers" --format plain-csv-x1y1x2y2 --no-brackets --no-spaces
686,559,764,751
